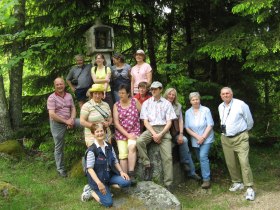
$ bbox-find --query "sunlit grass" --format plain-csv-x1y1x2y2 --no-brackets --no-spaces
1,144,279,210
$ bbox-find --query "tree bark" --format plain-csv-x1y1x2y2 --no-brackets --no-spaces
128,12,136,53
183,2,194,78
0,75,13,142
9,0,26,129
166,4,174,64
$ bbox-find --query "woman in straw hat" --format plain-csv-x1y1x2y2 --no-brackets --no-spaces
80,84,113,146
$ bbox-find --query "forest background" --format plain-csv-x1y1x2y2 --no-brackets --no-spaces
0,0,279,157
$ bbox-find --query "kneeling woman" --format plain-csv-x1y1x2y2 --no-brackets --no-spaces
85,123,131,207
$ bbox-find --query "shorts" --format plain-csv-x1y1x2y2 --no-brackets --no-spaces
75,87,89,102
116,139,136,159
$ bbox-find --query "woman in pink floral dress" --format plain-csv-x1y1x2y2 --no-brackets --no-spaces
113,84,141,184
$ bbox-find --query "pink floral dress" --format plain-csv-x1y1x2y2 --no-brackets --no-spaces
115,98,140,140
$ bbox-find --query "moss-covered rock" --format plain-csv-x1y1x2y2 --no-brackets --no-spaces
69,159,84,178
0,140,25,157
0,181,19,198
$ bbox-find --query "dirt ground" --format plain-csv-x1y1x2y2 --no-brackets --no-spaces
212,189,280,210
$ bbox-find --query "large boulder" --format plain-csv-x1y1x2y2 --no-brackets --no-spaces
0,140,25,158
0,181,19,198
135,142,187,185
126,181,181,210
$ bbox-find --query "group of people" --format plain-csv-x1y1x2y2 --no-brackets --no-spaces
47,50,255,208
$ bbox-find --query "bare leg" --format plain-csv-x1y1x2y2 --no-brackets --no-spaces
120,159,128,173
128,143,137,171
91,191,100,203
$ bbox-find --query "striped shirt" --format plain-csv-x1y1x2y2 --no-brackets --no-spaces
80,99,111,142
47,92,74,120
86,140,118,169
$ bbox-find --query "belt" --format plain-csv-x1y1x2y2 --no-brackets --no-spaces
226,130,246,138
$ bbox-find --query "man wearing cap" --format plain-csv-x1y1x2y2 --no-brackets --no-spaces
136,81,177,192
131,49,152,96
47,77,78,177
80,84,113,147
218,87,255,201
66,54,93,108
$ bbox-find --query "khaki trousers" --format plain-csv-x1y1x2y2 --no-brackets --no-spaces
221,131,253,186
136,125,173,186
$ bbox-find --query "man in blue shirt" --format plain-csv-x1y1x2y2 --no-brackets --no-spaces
218,87,255,201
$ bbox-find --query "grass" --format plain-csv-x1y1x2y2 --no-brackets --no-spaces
0,143,279,210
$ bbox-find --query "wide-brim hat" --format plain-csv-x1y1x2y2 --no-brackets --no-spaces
89,84,105,92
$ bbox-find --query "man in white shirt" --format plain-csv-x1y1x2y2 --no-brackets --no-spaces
218,87,255,201
136,81,177,192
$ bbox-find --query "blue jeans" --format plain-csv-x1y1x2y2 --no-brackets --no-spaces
194,143,212,181
113,90,120,102
174,135,196,176
94,174,131,207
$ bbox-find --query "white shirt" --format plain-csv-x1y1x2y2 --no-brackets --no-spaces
218,98,254,136
140,96,177,126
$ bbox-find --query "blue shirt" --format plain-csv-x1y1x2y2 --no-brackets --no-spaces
185,105,214,147
218,98,253,136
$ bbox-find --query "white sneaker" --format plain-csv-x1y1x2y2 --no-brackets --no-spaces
229,183,244,192
81,190,92,202
83,184,91,192
245,187,255,201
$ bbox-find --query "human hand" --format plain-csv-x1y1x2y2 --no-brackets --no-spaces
120,171,130,180
97,182,106,195
177,134,184,145
152,133,162,144
127,133,137,140
65,118,74,126
103,121,110,128
197,135,205,145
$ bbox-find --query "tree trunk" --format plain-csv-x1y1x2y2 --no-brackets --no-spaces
128,12,136,53
0,75,13,142
9,0,26,130
145,20,157,77
166,5,174,64
183,2,194,78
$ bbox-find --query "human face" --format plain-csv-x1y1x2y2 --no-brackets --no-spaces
112,57,120,65
54,78,65,94
75,57,84,67
190,96,200,108
151,88,162,98
220,88,233,105
91,92,103,103
139,86,148,96
94,127,105,141
167,90,176,103
118,89,129,101
95,55,104,66
135,54,144,63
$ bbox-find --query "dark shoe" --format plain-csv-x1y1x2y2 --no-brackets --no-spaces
165,185,174,193
58,171,67,178
201,181,211,189
182,163,191,172
144,165,153,181
189,173,201,181
128,171,137,186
